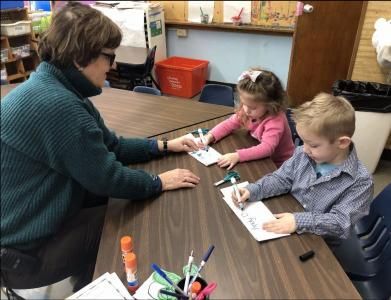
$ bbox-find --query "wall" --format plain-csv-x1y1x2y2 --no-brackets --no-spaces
350,1,391,150
351,1,391,84
166,28,292,86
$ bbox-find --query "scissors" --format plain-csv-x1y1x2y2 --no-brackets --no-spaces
188,128,209,135
214,170,240,186
195,282,217,300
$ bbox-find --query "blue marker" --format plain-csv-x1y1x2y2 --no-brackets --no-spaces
188,245,215,287
151,263,187,296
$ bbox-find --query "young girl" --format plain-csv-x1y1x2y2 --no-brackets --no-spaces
201,68,294,169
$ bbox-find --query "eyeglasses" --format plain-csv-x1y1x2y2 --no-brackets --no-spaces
100,52,116,66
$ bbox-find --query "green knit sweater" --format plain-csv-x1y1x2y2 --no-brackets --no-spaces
1,62,160,248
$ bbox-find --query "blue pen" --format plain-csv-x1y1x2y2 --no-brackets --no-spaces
188,245,215,287
151,263,187,296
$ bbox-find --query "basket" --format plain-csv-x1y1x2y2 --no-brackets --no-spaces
1,20,31,36
155,56,209,98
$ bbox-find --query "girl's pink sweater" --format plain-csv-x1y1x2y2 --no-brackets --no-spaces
209,111,294,167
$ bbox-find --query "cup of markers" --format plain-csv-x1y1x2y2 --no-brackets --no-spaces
155,245,216,299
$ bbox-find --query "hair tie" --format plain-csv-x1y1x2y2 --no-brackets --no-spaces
238,70,263,83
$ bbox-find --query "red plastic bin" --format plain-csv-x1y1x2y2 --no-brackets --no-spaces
155,56,209,98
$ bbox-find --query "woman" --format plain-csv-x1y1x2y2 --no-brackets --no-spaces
1,2,199,291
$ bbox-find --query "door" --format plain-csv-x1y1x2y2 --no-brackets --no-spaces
287,1,365,106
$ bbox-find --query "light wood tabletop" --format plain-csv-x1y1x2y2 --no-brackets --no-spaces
90,87,233,137
93,117,360,299
1,85,233,138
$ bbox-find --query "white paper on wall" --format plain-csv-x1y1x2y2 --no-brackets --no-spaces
93,5,146,48
188,1,214,23
223,1,251,23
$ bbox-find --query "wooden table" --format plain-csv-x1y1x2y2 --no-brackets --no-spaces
93,117,360,299
1,85,232,138
90,88,232,137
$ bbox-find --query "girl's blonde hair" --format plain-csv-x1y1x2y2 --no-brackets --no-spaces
236,68,287,126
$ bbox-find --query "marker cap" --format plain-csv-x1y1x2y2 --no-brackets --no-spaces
191,281,202,294
125,252,137,268
121,236,133,252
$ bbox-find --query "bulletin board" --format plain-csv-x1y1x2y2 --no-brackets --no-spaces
152,1,296,34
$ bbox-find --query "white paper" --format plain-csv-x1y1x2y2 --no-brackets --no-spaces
67,272,134,299
186,133,222,166
223,1,251,23
220,182,289,242
92,5,146,47
188,1,214,23
133,272,182,299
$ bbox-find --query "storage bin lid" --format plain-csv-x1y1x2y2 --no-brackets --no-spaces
156,56,209,71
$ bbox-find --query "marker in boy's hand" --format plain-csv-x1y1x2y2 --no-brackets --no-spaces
231,186,250,208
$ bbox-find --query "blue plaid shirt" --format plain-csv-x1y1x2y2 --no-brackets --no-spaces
246,145,373,238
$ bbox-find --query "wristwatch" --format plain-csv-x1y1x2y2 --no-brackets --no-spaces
162,137,168,155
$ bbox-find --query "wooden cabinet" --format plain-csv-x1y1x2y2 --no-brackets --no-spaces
1,8,39,84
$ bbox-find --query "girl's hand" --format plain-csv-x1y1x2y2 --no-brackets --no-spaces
164,136,199,153
196,133,214,148
231,187,250,208
263,213,297,234
217,152,240,170
158,169,200,191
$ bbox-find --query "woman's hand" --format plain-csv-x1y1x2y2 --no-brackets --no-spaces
263,213,297,234
217,152,240,170
161,136,199,153
158,169,200,191
231,187,250,208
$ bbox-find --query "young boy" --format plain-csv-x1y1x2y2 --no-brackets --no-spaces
234,93,373,241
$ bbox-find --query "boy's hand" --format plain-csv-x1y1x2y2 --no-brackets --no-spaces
232,187,250,207
217,152,240,170
165,136,199,152
263,213,297,234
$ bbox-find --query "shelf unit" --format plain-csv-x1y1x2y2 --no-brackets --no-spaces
1,8,39,84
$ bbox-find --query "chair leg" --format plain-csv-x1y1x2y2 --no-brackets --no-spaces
151,75,160,90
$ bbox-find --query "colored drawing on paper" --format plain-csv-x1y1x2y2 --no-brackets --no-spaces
253,1,296,28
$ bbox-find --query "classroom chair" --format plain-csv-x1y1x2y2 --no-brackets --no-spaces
1,247,79,299
116,46,160,91
133,86,161,96
333,183,391,300
286,108,303,147
199,84,235,107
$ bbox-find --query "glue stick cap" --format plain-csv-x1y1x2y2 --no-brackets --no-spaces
125,252,137,268
121,236,133,252
191,281,202,294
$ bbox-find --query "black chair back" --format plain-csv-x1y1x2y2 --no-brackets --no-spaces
199,84,234,107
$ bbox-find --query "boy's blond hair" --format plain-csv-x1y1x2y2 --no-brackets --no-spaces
292,93,355,142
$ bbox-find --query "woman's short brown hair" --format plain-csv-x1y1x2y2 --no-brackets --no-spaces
39,2,122,68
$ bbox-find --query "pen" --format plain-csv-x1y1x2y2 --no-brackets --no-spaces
198,128,208,151
183,250,194,294
231,177,244,210
151,263,187,296
188,245,215,288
